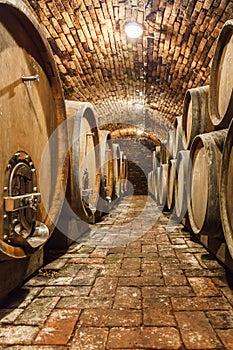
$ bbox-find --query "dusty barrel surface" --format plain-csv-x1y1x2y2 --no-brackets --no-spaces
220,121,233,258
96,130,114,217
112,143,121,199
174,150,191,221
167,159,177,210
0,0,68,259
182,85,214,149
209,20,233,128
188,130,227,235
65,101,101,223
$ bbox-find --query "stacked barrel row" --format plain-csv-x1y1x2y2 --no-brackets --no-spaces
65,100,128,226
149,19,233,260
0,0,128,261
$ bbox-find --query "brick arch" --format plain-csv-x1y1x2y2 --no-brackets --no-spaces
110,127,160,145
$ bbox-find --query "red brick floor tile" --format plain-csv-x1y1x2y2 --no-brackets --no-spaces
142,286,194,298
105,253,124,264
206,310,233,328
107,327,181,349
38,286,91,297
216,329,233,349
163,272,188,286
188,277,221,296
14,297,59,326
121,258,141,270
90,277,118,297
114,287,141,309
79,309,142,326
56,296,113,309
175,311,222,349
118,276,164,287
143,308,176,326
0,325,39,344
68,257,105,264
71,267,98,286
34,308,81,345
70,326,108,350
171,296,230,311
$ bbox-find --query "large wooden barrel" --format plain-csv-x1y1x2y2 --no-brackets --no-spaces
174,151,191,221
182,86,214,149
167,159,177,210
65,101,101,223
0,0,68,259
112,143,121,199
188,130,227,235
209,20,233,128
220,121,233,258
96,130,114,218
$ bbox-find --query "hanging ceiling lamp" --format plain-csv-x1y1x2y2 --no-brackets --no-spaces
124,21,143,39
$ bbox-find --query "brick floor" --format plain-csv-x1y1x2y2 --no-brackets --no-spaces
1,195,233,349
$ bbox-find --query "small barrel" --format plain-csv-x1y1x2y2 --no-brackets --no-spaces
123,154,128,193
158,164,169,208
148,171,153,196
182,86,214,149
0,0,68,259
174,150,191,221
167,159,177,210
155,166,161,202
112,143,121,199
220,120,233,258
65,101,101,223
209,20,233,128
166,129,176,163
160,140,167,164
96,130,114,218
188,130,227,235
152,146,160,171
173,116,183,158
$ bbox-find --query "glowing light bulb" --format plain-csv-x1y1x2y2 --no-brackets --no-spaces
124,22,143,39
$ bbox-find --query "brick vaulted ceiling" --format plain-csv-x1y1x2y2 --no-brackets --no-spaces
26,0,233,140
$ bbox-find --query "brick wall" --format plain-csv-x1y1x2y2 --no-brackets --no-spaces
113,136,156,195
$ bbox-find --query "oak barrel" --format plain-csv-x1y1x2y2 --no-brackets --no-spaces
209,20,233,128
65,101,101,223
167,159,177,210
220,120,233,258
166,129,175,163
0,0,68,259
174,150,191,221
182,85,214,149
173,116,183,158
158,164,169,208
96,130,114,218
188,130,227,235
160,140,167,164
112,143,121,199
152,146,160,171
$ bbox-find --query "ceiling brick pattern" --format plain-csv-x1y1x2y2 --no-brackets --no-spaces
26,0,233,138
